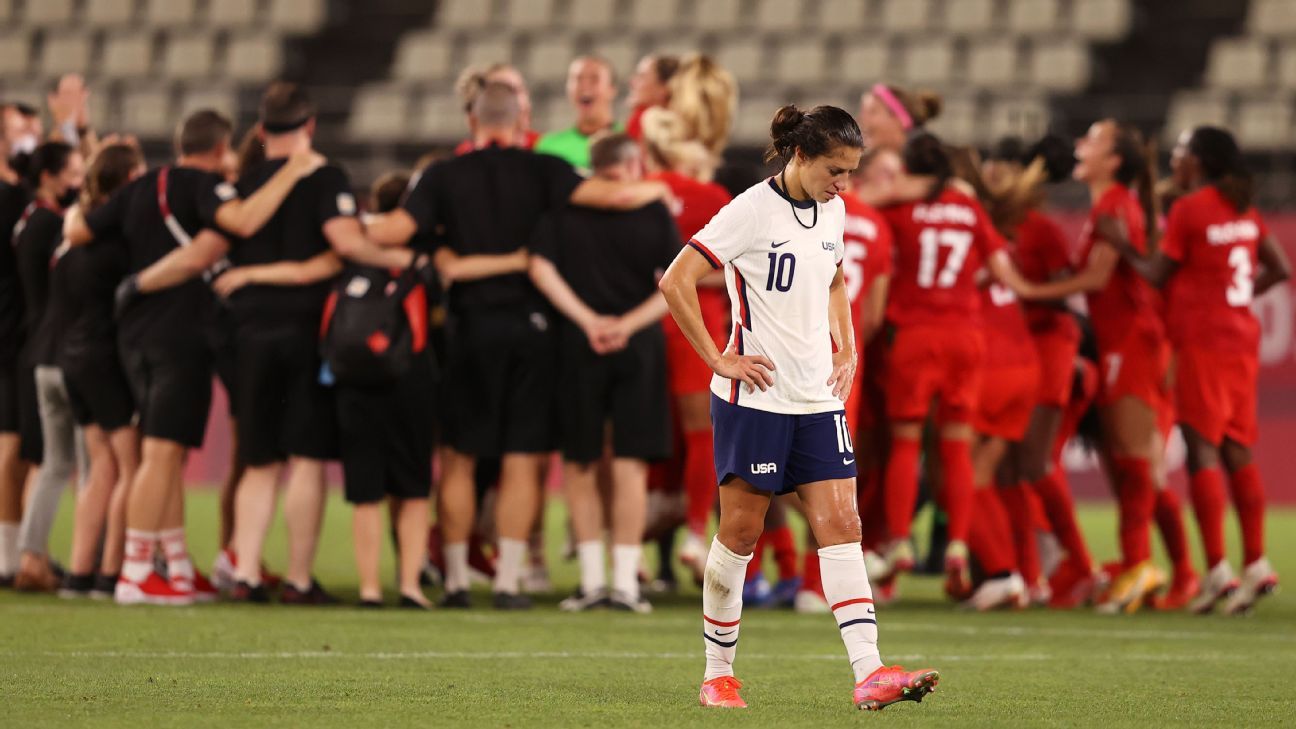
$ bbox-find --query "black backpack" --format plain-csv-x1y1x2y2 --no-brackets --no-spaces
319,264,428,386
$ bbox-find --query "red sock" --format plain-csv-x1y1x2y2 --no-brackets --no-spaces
768,525,798,581
801,549,823,596
968,487,1016,575
884,437,921,541
1189,468,1227,567
1228,463,1266,565
1154,488,1194,578
746,533,768,582
938,439,974,544
1031,471,1093,573
683,429,717,536
1112,456,1156,568
999,484,1040,585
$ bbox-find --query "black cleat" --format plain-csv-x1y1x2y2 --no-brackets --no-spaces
90,573,118,600
399,594,433,610
230,580,271,604
439,589,471,608
492,591,533,610
280,579,340,606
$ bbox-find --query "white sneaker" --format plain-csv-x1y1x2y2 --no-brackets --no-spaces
1037,532,1064,579
961,573,1026,611
1189,561,1239,615
211,549,236,593
863,550,888,580
1224,558,1279,616
608,590,653,614
793,589,830,614
879,540,915,582
678,532,707,587
559,587,609,612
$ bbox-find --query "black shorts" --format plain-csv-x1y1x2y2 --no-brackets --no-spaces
232,328,337,467
337,356,435,504
558,323,671,463
64,357,136,432
0,364,19,434
441,311,557,458
120,342,212,449
210,306,238,413
16,363,42,463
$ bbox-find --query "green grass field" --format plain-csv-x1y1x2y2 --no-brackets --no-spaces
1,490,1293,728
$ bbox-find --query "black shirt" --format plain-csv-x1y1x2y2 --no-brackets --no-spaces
0,180,31,364
15,205,65,366
227,159,354,331
54,234,128,370
531,202,679,317
85,166,232,348
402,146,582,318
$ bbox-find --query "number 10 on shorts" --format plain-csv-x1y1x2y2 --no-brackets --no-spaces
833,413,854,454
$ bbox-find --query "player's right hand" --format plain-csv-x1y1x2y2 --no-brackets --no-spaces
712,344,775,393
288,149,327,178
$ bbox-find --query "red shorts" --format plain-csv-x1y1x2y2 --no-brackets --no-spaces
1097,326,1171,411
664,291,728,396
885,325,985,424
1173,346,1258,446
1032,332,1079,408
854,336,888,433
974,362,1041,441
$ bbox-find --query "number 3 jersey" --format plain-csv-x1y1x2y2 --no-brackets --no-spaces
688,178,846,415
881,186,1004,328
1160,185,1269,353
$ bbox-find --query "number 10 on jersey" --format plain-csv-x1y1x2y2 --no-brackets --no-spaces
766,252,796,292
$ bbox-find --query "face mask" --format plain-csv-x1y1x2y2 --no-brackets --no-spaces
57,186,80,209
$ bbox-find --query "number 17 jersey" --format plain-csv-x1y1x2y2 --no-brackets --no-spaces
881,187,1004,327
688,178,846,415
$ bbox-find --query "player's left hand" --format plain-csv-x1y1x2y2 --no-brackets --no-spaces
827,346,856,402
212,268,252,298
590,317,631,355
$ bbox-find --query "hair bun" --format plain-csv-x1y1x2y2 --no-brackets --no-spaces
916,91,942,123
769,104,806,150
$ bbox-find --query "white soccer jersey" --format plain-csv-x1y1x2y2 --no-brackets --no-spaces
689,178,847,415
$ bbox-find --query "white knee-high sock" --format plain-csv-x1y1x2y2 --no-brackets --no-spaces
819,543,884,683
611,544,641,600
493,537,526,595
702,537,751,681
576,541,606,596
443,543,469,592
0,523,18,576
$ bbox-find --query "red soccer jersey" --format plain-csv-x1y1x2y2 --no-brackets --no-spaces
1160,185,1267,352
1015,209,1079,341
882,187,1004,327
981,281,1037,368
1076,183,1162,352
840,191,894,311
650,170,732,241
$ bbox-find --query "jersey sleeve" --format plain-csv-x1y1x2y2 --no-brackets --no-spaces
1159,201,1190,263
689,195,757,269
195,173,238,230
400,163,440,237
312,166,358,227
84,182,129,239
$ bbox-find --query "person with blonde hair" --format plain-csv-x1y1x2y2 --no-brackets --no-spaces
666,54,738,176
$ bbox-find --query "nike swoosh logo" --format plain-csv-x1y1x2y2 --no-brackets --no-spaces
715,629,735,636
843,458,856,465
772,240,790,248
866,607,875,614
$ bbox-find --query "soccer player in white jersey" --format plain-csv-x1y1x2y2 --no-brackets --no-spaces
659,104,940,711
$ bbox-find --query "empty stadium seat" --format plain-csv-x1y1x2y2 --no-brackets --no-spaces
732,94,784,145
652,34,705,60
1006,0,1060,35
899,38,954,85
927,95,979,145
1031,40,1090,91
1205,38,1271,89
267,0,329,35
774,38,828,85
161,33,215,79
415,93,465,141
754,0,805,33
505,0,556,30
987,96,1051,144
694,0,742,32
967,38,1019,88
942,0,997,35
879,0,932,34
629,0,681,32
588,39,639,81
715,37,765,85
0,32,31,77
206,0,260,28
1071,0,1133,41
439,0,493,29
348,85,413,141
1163,93,1232,142
815,0,868,32
1248,0,1296,38
566,0,617,31
1237,96,1293,149
120,85,173,136
84,0,137,27
1278,43,1296,88
837,38,890,85
393,32,455,82
460,36,515,72
0,0,10,23
100,31,154,78
144,0,197,27
533,94,573,134
38,32,94,79
179,85,237,119
525,34,578,84
225,33,284,82
23,0,74,26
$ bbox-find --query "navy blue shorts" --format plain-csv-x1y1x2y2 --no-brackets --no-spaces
711,394,856,495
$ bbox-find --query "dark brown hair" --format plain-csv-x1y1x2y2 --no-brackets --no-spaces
1108,120,1158,235
260,82,315,133
879,85,943,127
81,143,141,211
370,170,410,213
1188,125,1253,213
901,132,954,201
590,132,638,171
650,54,681,85
175,109,233,157
765,104,863,164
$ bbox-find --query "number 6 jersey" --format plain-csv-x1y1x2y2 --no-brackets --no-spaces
688,178,846,415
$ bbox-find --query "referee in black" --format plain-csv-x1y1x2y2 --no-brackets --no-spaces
365,81,675,609
64,109,323,604
528,133,678,613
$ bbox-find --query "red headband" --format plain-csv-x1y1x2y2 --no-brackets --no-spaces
871,84,913,131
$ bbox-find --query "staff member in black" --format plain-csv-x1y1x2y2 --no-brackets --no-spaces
365,81,675,609
64,109,324,605
0,127,31,584
529,133,679,613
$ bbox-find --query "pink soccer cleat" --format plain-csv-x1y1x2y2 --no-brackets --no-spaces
854,665,940,711
699,676,747,708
